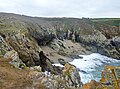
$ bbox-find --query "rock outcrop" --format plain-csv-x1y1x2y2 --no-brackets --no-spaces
0,35,11,56
82,80,103,89
39,51,62,74
111,37,120,53
62,63,83,88
0,13,120,60
0,35,25,68
6,32,41,66
1,12,120,89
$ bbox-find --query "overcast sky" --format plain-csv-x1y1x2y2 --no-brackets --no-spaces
0,0,120,18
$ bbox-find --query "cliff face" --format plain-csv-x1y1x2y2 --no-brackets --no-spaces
0,13,120,69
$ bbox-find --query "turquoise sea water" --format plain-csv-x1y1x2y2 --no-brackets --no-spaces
70,53,120,83
53,53,120,84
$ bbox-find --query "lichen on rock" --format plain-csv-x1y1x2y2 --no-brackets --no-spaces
62,63,83,88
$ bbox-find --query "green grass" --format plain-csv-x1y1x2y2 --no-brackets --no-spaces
0,19,27,35
91,18,120,27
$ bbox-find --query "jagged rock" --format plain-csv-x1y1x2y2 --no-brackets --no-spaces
28,70,80,89
39,51,61,74
0,35,12,56
7,32,42,66
0,35,25,68
49,39,61,51
62,63,83,88
58,40,68,49
50,39,69,50
99,39,120,59
27,71,62,89
78,30,107,45
111,36,120,53
1,32,62,74
4,50,26,68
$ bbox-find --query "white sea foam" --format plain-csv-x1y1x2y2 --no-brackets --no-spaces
52,63,64,67
70,53,119,72
53,53,120,83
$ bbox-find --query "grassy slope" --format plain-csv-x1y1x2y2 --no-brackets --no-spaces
0,57,32,89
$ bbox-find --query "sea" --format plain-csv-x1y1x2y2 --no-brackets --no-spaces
53,53,120,84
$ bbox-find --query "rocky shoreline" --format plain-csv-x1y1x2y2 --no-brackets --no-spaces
0,13,120,89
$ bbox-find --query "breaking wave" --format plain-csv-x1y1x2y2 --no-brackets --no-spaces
53,53,120,83
70,53,120,83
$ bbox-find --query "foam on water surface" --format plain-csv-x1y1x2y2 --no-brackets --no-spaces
53,53,120,83
70,53,119,71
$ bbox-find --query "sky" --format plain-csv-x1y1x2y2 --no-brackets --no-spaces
0,0,120,18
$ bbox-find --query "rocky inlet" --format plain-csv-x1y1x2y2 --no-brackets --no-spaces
0,13,120,89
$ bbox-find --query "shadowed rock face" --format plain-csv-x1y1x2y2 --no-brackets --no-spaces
39,51,61,74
